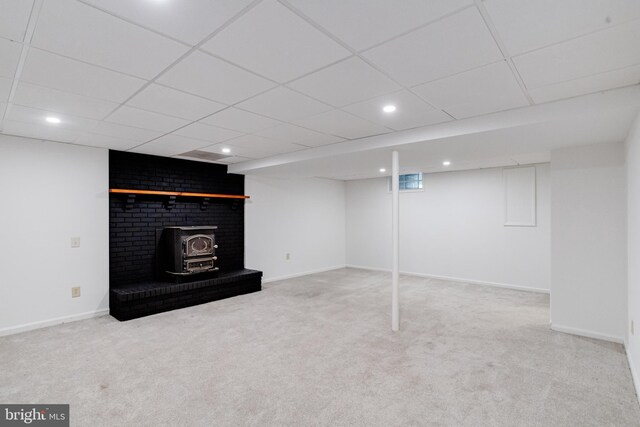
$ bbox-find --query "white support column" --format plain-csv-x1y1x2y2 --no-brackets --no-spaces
391,150,400,331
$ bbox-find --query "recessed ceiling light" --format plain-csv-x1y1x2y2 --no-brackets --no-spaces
443,161,451,166
379,168,386,173
45,116,61,124
221,148,231,154
382,105,396,113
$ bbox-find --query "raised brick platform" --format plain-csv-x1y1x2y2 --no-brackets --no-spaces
110,269,262,321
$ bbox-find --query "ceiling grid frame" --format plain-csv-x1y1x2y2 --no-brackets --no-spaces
0,0,44,129
473,0,534,105
0,0,638,170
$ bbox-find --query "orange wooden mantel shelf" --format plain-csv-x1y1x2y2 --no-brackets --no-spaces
109,189,250,199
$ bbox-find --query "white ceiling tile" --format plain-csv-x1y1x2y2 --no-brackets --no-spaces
224,134,279,148
513,19,640,89
127,84,226,120
0,37,22,79
91,121,162,142
235,86,332,122
199,107,281,133
186,143,252,159
294,109,391,139
413,61,529,119
2,120,82,143
157,51,276,104
75,132,141,150
106,106,189,133
0,77,12,102
169,154,235,165
81,0,253,45
205,155,252,165
20,49,146,103
129,134,210,156
32,0,189,79
0,0,33,42
221,134,307,156
362,8,503,86
255,123,345,147
288,57,401,107
173,122,242,144
170,154,232,165
342,90,451,130
199,143,259,159
13,82,118,119
484,0,640,55
202,0,350,83
7,104,98,131
528,64,640,104
287,0,472,51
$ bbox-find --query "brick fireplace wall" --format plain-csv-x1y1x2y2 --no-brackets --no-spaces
109,151,245,287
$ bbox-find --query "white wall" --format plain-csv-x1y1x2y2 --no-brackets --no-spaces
345,164,551,292
550,142,627,342
626,112,640,393
245,175,346,282
0,135,109,335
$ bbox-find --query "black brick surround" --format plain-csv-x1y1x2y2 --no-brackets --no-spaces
109,151,261,320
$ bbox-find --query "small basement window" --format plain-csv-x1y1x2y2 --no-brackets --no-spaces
389,173,423,191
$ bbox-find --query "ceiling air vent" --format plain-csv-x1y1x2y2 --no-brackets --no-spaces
178,150,229,162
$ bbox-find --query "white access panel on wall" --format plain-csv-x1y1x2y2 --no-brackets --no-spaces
504,166,536,226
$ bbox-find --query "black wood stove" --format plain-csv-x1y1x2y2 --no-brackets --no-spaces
164,226,218,275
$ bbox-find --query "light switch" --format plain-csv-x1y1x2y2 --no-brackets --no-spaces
71,237,81,248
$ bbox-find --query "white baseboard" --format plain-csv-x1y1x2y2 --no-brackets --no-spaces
626,346,640,406
0,309,110,337
262,265,347,284
345,264,389,273
550,323,624,344
345,264,550,294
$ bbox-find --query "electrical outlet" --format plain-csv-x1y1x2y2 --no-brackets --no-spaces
71,287,81,298
285,253,291,261
70,237,81,248
632,320,635,335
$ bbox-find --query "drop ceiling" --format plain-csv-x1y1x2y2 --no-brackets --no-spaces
0,0,639,173
248,105,640,180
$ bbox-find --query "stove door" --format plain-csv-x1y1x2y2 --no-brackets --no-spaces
183,234,215,258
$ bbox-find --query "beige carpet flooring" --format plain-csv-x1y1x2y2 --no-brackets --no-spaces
1,268,639,426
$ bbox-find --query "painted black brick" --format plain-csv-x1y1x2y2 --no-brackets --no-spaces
109,269,262,321
109,151,246,287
